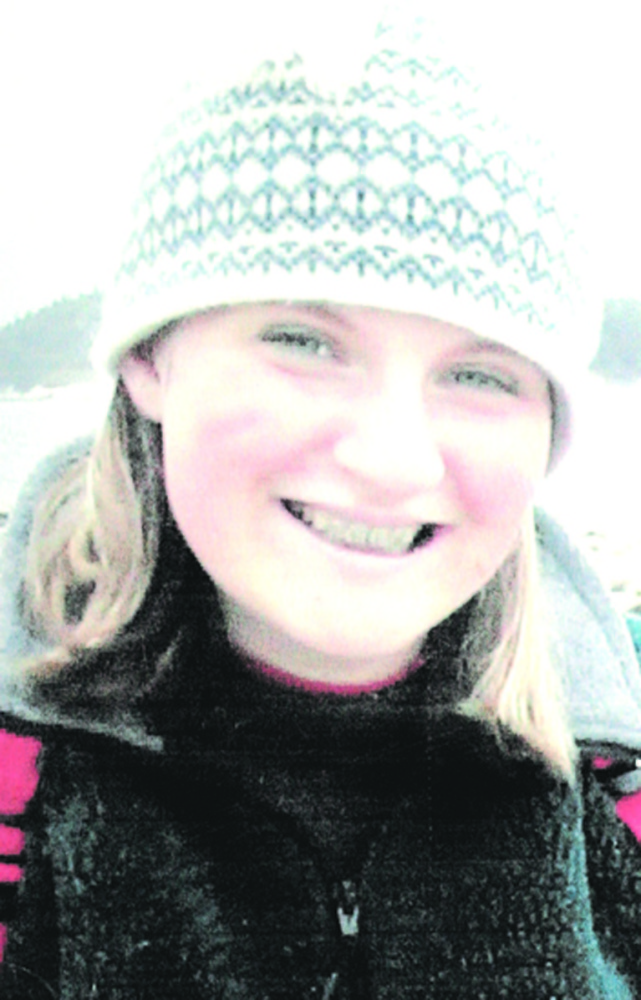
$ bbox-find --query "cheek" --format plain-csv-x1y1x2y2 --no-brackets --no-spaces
446,432,543,528
456,462,537,526
444,413,550,528
161,371,342,495
443,450,541,586
160,398,314,535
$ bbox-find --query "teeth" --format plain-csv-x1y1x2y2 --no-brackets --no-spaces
284,501,428,555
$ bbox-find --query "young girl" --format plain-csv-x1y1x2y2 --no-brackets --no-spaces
2,27,641,999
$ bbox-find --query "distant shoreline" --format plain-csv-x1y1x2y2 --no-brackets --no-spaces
0,387,55,402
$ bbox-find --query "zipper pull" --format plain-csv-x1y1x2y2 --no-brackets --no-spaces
336,879,360,937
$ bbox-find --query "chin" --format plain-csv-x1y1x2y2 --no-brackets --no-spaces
287,623,426,667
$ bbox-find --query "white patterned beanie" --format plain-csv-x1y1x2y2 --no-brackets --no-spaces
93,35,601,465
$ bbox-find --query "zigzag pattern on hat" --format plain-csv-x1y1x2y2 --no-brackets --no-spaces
114,51,575,337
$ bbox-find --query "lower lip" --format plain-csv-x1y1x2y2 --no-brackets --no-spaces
280,502,445,562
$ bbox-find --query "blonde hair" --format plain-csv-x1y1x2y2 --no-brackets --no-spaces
17,380,575,777
22,382,163,657
462,520,576,778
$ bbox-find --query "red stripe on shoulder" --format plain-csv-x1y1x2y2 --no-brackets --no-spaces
0,730,42,963
0,825,24,854
616,791,641,841
0,730,42,815
591,756,641,842
0,863,23,883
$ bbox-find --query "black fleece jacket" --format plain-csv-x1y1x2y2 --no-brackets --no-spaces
1,642,640,1000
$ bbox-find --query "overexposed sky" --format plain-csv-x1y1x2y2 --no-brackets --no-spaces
1,0,640,326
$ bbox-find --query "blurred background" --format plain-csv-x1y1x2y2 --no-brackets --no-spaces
1,0,640,608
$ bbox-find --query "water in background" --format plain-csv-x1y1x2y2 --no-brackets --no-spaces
538,373,641,610
538,374,640,538
0,380,113,514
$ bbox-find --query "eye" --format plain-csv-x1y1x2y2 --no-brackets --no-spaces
446,366,519,396
259,323,339,360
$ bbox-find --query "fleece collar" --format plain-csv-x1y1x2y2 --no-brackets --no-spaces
536,511,641,750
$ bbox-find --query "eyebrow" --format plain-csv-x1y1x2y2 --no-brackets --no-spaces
282,301,355,328
458,338,530,362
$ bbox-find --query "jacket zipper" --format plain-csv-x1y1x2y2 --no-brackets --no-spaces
321,879,367,999
336,879,360,938
317,828,387,999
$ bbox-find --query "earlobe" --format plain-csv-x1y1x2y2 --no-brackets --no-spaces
119,352,166,422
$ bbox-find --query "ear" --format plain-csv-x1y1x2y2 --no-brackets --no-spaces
119,351,166,422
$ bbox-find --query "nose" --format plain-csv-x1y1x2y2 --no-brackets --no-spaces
333,376,446,495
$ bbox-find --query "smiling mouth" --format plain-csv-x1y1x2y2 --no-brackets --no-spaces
281,500,439,555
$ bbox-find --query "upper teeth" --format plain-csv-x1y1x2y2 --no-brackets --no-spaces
287,502,421,555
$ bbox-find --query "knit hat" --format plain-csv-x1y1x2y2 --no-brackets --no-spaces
93,27,600,465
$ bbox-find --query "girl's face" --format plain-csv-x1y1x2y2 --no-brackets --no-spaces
121,303,551,689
